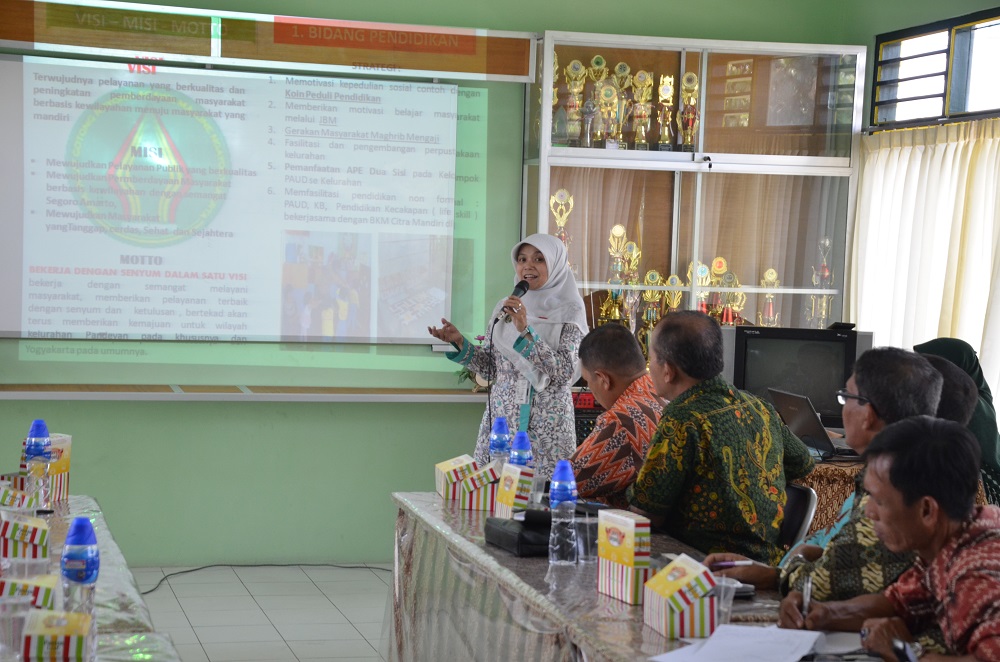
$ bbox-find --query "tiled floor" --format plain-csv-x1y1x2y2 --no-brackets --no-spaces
132,564,391,662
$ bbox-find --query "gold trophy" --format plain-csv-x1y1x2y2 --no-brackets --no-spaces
564,59,587,147
657,75,676,151
687,261,711,314
597,81,619,149
757,267,781,327
808,237,835,329
622,240,642,331
719,270,747,326
549,188,574,269
664,274,684,312
631,70,654,150
637,269,665,359
612,62,634,149
599,224,628,325
588,55,610,147
676,72,700,153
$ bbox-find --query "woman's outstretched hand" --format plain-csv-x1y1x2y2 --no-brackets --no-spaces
428,318,463,345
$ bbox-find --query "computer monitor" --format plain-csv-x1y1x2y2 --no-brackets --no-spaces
731,327,858,428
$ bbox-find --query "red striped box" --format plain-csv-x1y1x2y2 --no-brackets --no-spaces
0,575,57,609
598,557,651,605
0,512,49,547
434,455,479,499
454,482,498,511
459,464,500,493
493,463,533,519
0,485,35,510
22,609,92,661
597,509,650,567
643,554,719,639
0,539,48,559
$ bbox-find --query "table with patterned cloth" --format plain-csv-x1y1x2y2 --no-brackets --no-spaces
795,461,988,536
388,492,782,662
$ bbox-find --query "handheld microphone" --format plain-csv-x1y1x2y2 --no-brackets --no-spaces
492,280,530,324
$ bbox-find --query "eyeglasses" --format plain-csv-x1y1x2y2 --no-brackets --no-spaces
836,389,878,415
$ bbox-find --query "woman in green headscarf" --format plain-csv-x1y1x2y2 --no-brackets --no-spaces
914,338,1000,501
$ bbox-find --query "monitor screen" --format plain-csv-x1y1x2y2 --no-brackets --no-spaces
732,327,858,428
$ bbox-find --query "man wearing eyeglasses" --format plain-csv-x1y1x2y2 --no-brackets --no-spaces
707,348,944,611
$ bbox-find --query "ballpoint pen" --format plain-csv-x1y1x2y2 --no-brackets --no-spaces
801,575,813,619
710,560,754,569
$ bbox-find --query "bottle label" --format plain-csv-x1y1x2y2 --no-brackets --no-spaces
62,548,100,584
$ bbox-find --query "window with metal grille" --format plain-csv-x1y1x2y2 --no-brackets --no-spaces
872,7,1000,130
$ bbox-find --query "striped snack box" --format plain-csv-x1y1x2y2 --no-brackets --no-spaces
18,434,72,503
0,511,50,548
22,610,93,661
434,455,479,500
0,484,37,510
0,539,48,559
643,553,718,639
493,463,534,519
0,575,58,609
451,464,500,511
597,509,651,605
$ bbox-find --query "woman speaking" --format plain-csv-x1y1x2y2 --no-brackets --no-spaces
428,234,588,479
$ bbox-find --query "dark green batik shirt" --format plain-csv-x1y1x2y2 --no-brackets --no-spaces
626,375,815,564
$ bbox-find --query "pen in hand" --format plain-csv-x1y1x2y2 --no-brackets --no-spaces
801,575,813,622
710,560,754,570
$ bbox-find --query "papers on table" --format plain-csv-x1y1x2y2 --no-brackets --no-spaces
649,624,821,662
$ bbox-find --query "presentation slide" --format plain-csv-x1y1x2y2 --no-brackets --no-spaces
5,55,460,344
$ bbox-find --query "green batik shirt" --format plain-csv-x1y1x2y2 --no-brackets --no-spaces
627,375,815,565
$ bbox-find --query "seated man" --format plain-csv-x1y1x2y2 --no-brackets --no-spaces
570,324,665,509
627,311,815,564
778,416,1000,661
706,347,945,602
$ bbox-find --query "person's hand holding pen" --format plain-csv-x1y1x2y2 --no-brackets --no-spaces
778,578,834,631
703,552,780,590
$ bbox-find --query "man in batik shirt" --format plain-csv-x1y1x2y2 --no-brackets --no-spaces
779,416,1000,661
627,311,815,564
571,324,665,509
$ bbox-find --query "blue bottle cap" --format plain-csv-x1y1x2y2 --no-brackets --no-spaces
65,517,97,546
491,417,510,435
552,459,575,483
27,419,49,439
511,431,531,452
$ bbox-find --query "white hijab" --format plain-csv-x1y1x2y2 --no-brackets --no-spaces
491,233,588,390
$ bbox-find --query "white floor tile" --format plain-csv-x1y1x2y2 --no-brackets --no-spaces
184,609,271,627
234,566,311,583
160,626,200,645
253,596,336,611
243,582,323,597
351,623,383,640
195,624,284,644
173,643,209,662
325,594,387,610
286,640,380,659
272,622,366,641
164,567,242,584
314,580,388,597
263,608,349,625
172,582,251,598
300,567,380,583
145,592,184,613
149,611,192,629
178,596,260,612
336,606,386,624
201,641,296,661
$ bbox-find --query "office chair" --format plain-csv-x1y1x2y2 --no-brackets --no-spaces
778,484,818,550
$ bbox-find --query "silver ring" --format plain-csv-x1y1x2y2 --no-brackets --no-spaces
860,628,869,640
515,305,522,312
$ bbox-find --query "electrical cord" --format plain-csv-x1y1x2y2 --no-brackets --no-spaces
140,562,391,595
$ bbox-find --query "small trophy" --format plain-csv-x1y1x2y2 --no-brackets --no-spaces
631,70,654,150
719,271,746,326
581,98,598,148
757,267,780,327
622,240,642,332
564,59,587,147
687,261,711,314
676,72,700,153
657,75,676,151
612,62,634,149
551,52,568,145
808,237,835,329
549,188,575,269
587,54,609,87
597,81,619,149
664,274,684,313
638,269,665,359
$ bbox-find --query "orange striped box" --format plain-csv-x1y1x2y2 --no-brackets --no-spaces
434,455,479,499
22,609,92,661
597,509,650,567
598,557,651,605
493,463,534,519
0,575,57,609
643,553,718,639
0,485,36,510
454,482,498,511
0,512,49,548
0,539,48,559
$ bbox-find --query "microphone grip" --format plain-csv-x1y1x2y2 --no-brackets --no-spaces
493,280,530,323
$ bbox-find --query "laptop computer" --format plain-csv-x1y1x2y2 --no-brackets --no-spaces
768,388,859,460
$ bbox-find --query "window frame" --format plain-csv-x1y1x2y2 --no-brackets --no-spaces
871,6,1000,131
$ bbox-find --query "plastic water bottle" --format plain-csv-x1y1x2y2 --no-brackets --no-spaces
24,419,52,510
62,517,99,660
488,417,512,465
508,431,533,467
548,460,578,565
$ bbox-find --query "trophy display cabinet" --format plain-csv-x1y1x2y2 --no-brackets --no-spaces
523,31,866,347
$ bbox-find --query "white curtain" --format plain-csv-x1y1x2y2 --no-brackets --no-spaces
848,118,1000,388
